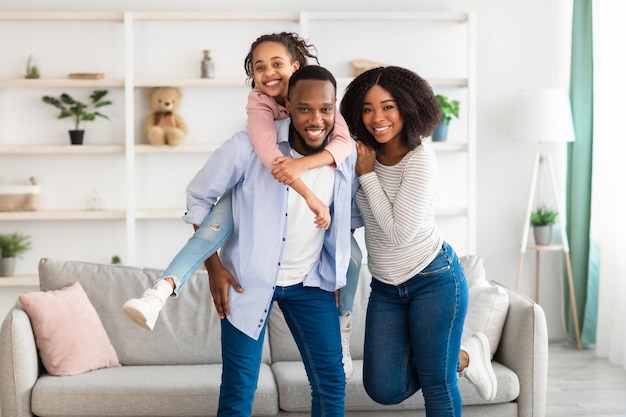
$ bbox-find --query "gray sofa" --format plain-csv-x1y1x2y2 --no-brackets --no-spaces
0,257,548,417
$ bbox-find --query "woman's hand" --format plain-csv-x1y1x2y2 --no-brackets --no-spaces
355,141,376,176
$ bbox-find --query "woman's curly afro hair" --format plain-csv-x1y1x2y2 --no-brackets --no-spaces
340,66,441,153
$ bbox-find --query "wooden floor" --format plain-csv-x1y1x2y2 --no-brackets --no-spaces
547,340,626,417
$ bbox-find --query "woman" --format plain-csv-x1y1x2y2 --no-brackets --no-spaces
341,66,473,416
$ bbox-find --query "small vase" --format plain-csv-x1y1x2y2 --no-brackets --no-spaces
533,225,553,246
69,130,84,145
0,257,16,277
432,122,449,142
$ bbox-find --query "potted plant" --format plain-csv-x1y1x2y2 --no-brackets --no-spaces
25,55,40,79
432,94,460,142
42,90,112,145
0,232,32,277
530,205,558,245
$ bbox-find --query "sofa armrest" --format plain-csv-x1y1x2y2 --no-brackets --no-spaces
492,282,548,417
0,304,41,417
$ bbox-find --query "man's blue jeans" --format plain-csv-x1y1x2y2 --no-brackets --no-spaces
161,189,362,317
363,242,468,417
218,283,345,417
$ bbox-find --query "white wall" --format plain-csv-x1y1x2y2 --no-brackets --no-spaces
0,0,573,341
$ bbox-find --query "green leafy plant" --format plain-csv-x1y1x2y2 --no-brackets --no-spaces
25,55,39,79
435,94,460,125
42,90,112,131
0,233,32,258
530,205,558,226
111,255,122,265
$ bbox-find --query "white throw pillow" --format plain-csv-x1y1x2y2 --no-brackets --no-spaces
460,255,509,358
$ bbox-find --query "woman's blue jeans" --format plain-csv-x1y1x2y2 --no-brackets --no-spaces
218,283,345,417
160,189,363,317
363,242,468,417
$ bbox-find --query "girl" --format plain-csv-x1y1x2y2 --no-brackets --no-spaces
340,66,494,415
123,32,361,378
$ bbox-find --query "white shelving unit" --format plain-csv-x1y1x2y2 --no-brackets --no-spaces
0,10,476,277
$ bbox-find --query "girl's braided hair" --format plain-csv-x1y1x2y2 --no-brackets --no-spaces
244,32,319,88
340,66,441,153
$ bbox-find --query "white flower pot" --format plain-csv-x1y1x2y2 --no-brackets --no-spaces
533,225,553,246
0,257,16,277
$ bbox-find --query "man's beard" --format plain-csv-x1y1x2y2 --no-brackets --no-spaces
289,123,332,156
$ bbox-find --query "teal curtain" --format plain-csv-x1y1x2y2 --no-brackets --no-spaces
567,0,598,347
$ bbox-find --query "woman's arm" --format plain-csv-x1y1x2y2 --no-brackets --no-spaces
358,148,437,246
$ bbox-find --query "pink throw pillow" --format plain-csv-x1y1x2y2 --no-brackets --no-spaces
19,281,120,376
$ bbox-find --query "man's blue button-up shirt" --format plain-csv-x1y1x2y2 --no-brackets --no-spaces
183,119,361,340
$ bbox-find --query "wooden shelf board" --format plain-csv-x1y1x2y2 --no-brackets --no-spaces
135,208,185,219
527,244,566,251
0,12,123,21
133,78,247,88
0,275,39,287
132,11,300,21
0,78,124,88
0,145,125,155
0,210,126,221
134,143,219,154
306,11,469,22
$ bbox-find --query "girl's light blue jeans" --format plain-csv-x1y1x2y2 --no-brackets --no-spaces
161,189,362,317
162,189,235,296
218,283,345,417
362,241,468,417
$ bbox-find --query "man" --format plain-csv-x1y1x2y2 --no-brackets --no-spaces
183,65,360,417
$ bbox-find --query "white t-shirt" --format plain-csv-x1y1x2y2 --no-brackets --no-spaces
276,151,335,287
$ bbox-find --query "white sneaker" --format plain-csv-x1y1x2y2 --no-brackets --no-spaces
460,332,497,401
123,280,172,330
340,313,353,380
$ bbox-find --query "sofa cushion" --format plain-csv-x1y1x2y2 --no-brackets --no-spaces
31,364,279,417
19,281,120,376
38,258,271,367
271,359,519,412
460,256,510,357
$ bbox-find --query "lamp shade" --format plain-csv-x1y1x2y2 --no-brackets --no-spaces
511,88,576,143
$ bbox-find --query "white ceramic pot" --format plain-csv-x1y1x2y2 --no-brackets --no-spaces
0,257,16,277
533,225,553,246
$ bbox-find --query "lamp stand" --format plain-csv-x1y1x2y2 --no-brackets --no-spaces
515,153,582,350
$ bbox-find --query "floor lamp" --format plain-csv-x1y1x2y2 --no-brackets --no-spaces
511,89,582,350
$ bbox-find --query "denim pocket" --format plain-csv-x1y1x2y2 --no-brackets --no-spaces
418,244,452,277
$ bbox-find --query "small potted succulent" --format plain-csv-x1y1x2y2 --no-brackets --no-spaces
25,55,40,79
530,205,558,245
42,90,112,145
0,232,32,277
432,94,460,142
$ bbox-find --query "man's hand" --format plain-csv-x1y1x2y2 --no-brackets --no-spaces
272,156,308,185
355,141,376,176
205,253,243,319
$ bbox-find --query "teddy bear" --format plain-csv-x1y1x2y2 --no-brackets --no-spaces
143,87,188,146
